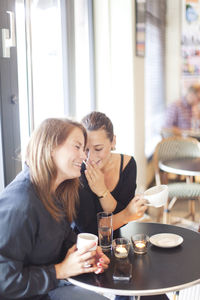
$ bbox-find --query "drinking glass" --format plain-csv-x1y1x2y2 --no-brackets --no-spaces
97,212,113,252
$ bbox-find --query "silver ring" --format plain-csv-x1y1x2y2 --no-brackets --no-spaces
83,262,91,268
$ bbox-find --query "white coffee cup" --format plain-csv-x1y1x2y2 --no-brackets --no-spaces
144,185,168,207
77,233,98,251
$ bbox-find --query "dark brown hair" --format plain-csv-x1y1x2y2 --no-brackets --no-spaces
81,111,114,142
26,118,87,223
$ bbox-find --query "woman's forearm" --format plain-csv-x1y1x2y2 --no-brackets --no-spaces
112,209,140,231
98,191,117,212
112,196,147,230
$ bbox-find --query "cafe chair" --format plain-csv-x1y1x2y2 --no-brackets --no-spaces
160,128,181,139
153,136,200,223
167,285,200,300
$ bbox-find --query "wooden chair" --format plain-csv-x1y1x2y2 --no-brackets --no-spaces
153,136,200,223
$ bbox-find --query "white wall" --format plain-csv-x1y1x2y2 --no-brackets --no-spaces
93,0,135,155
133,57,146,192
93,0,147,191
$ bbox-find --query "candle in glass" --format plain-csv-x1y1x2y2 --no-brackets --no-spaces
132,234,149,254
115,245,128,258
112,238,130,259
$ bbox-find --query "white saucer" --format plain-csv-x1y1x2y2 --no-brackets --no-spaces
150,233,183,248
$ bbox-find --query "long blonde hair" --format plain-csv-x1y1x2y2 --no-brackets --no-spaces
26,118,87,223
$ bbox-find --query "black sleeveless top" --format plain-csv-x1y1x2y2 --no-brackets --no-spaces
119,153,124,174
74,155,137,238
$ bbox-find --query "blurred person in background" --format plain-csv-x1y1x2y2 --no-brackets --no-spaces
163,84,200,136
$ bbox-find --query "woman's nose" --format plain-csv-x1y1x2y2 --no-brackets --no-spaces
86,150,91,161
86,150,95,162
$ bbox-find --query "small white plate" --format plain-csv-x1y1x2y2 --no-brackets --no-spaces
150,233,183,248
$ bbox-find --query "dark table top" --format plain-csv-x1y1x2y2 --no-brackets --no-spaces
159,157,200,176
68,222,200,296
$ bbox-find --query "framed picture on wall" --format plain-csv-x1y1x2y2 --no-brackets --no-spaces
135,0,146,57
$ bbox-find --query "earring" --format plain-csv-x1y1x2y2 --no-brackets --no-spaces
111,146,116,151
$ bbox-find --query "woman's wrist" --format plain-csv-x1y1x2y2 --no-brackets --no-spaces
123,205,138,223
113,209,130,230
122,207,131,223
55,263,67,279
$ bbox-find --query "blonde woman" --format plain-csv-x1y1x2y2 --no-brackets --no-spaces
0,118,109,300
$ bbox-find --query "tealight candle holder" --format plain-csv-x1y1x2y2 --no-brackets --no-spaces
112,238,130,259
131,234,149,254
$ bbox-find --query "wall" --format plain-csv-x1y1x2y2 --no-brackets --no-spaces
93,0,147,191
93,0,135,156
133,54,146,192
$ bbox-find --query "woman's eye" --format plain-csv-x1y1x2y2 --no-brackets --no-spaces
95,148,102,152
75,145,80,149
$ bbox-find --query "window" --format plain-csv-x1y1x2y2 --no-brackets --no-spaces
16,0,95,160
30,0,64,127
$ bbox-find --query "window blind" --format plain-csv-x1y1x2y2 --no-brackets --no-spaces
145,0,166,158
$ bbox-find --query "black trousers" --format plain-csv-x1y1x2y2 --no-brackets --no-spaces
48,285,109,300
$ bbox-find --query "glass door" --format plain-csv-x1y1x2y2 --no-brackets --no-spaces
0,0,22,187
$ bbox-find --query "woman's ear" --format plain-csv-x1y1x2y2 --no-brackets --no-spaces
111,135,116,151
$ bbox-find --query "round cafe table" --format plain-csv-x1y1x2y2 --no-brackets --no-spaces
159,157,200,177
68,222,200,297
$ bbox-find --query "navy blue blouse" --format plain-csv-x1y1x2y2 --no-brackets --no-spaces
0,165,76,299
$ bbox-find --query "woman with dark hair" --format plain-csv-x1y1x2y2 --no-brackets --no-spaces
74,111,147,237
0,118,110,300
74,111,168,300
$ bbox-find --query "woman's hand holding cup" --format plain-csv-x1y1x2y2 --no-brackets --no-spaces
77,233,110,274
76,233,110,273
55,238,110,279
55,243,97,279
124,194,148,222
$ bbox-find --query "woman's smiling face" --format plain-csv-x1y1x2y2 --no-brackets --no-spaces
85,129,115,169
52,127,86,185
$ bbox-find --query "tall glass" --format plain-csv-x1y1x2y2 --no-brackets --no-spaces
97,212,113,252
